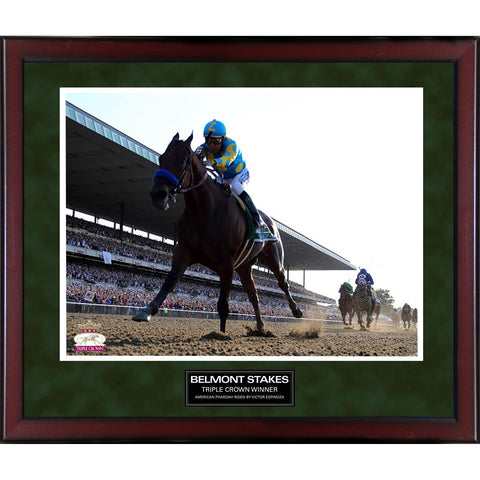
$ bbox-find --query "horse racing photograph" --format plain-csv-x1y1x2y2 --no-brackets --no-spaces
62,86,422,360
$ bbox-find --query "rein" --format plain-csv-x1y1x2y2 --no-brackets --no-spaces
153,149,208,201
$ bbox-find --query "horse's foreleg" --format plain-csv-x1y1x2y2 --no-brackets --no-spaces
132,246,191,322
236,265,264,332
217,270,234,333
356,310,366,330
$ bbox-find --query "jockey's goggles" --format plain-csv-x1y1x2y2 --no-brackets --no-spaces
205,137,223,145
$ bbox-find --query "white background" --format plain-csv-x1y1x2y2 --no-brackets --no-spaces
1,1,478,477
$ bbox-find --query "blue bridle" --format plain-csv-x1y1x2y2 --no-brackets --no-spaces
152,169,180,187
152,149,208,199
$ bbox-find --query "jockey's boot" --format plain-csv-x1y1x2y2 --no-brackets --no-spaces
239,191,261,225
239,191,278,242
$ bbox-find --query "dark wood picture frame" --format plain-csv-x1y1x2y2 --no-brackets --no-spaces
1,37,478,442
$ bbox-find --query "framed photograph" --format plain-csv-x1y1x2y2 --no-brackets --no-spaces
2,37,478,441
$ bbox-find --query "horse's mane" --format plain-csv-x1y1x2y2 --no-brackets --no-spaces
164,135,234,200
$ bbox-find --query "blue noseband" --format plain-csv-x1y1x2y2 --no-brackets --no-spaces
152,169,180,187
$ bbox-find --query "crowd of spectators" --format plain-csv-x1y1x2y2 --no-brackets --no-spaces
68,219,328,296
67,258,326,318
67,230,171,266
66,214,330,318
67,215,171,252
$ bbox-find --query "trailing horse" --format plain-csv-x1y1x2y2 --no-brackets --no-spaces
338,283,354,327
352,278,376,330
132,133,303,333
391,309,400,328
372,300,381,328
412,307,418,329
401,303,412,329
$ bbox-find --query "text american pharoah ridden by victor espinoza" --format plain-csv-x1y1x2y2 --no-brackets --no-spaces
185,370,294,406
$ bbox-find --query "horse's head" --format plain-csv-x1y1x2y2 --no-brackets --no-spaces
150,133,193,210
357,275,368,286
353,277,370,298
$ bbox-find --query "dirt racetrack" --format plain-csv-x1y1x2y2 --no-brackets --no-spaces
67,313,418,358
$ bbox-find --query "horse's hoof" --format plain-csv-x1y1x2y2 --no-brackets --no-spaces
132,308,152,322
244,325,274,337
293,308,303,319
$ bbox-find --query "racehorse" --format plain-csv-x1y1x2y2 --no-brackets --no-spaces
372,300,381,328
412,307,418,329
401,303,412,329
132,133,303,333
338,283,354,327
352,278,376,330
391,308,400,328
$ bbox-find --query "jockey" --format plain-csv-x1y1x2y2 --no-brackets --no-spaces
195,119,277,242
339,282,353,294
356,268,374,286
356,268,378,301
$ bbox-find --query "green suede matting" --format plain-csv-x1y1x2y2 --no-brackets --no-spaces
23,61,453,418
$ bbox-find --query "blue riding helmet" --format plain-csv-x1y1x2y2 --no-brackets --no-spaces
203,119,226,138
359,268,367,274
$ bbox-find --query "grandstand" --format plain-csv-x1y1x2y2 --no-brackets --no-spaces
65,101,355,321
66,215,334,320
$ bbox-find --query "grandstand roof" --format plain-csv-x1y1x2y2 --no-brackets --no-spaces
66,102,355,272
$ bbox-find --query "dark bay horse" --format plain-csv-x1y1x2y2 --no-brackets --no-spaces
391,308,400,328
352,279,376,330
401,303,412,329
338,283,354,327
412,307,418,329
372,300,381,328
132,133,303,332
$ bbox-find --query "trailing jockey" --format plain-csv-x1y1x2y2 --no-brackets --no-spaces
195,119,277,242
355,268,378,303
339,281,353,295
